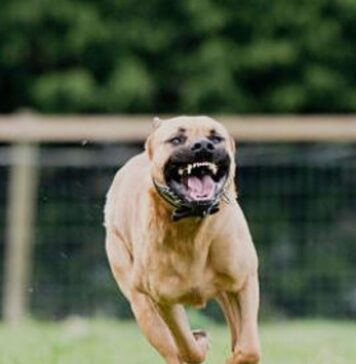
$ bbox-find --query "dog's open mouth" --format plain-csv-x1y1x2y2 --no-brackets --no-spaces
164,153,230,204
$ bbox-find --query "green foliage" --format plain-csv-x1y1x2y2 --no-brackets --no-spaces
32,69,97,112
1,0,356,113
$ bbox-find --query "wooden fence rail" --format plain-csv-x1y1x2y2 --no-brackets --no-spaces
1,114,356,142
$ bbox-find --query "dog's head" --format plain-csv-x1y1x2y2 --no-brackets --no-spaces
146,116,236,207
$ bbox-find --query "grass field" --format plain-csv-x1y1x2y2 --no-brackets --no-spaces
0,316,355,364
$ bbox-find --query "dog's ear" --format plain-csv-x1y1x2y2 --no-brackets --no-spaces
145,117,162,159
229,135,236,154
145,135,154,160
153,116,162,129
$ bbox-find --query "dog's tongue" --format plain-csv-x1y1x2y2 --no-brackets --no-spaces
186,175,215,200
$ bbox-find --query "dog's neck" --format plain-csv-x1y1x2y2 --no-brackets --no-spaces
148,185,207,236
146,188,209,255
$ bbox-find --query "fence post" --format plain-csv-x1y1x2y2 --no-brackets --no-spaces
2,141,39,324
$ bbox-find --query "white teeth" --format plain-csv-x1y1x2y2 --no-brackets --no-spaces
178,162,218,176
209,164,218,175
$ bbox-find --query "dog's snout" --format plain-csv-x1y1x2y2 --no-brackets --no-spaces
191,139,215,154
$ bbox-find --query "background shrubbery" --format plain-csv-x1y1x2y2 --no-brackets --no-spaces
1,0,356,114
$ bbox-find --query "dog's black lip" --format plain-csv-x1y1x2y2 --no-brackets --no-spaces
165,145,228,166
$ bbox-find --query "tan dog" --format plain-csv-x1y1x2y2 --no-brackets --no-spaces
104,116,260,364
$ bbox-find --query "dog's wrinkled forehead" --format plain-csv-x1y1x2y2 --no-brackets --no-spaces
153,116,229,141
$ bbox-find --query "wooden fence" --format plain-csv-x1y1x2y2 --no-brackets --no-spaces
1,114,356,142
1,113,356,325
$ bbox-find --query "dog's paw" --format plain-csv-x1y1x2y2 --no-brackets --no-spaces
192,329,208,340
225,347,260,364
192,329,210,355
178,330,209,364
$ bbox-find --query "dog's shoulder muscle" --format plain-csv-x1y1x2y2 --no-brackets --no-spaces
205,202,258,284
104,152,150,236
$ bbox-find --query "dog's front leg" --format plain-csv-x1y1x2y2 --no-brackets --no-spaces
129,291,186,364
157,304,209,364
226,275,260,364
106,233,183,364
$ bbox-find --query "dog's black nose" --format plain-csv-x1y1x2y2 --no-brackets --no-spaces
191,139,215,154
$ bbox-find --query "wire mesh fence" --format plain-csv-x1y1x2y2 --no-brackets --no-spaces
1,141,356,320
0,162,8,311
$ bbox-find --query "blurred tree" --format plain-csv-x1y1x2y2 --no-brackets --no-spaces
0,0,356,113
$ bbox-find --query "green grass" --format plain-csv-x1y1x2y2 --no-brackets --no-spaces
0,316,355,364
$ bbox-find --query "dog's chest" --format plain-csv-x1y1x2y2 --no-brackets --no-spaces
149,267,216,308
136,221,242,306
141,241,217,307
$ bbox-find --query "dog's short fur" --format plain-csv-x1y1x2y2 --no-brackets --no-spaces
104,116,260,364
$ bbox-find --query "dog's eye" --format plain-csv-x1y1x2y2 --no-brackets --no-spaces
209,135,224,144
169,137,185,146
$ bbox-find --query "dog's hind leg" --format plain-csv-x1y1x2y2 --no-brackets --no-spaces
157,304,209,364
